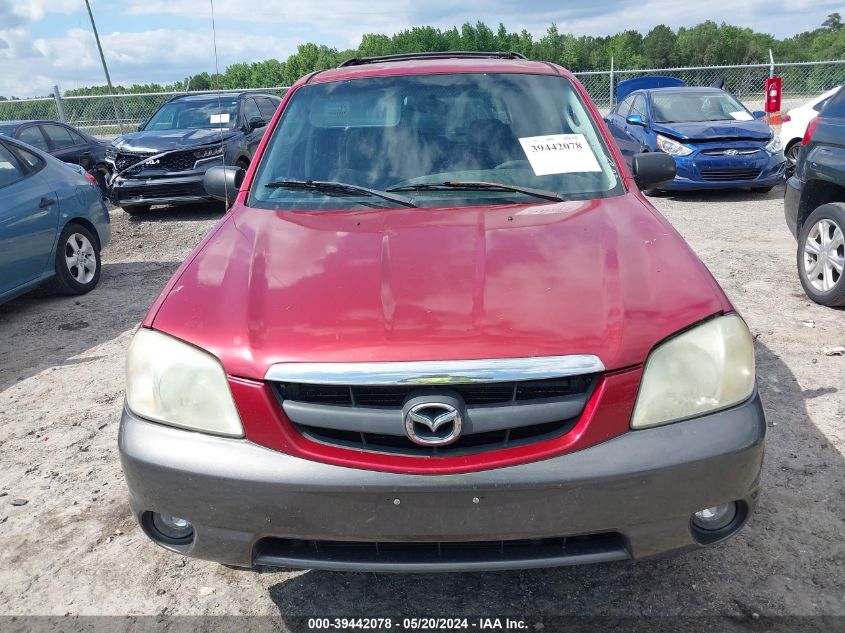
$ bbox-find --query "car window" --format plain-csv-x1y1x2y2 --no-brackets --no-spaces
652,91,750,123
250,73,625,210
14,145,43,170
18,126,49,151
629,95,648,120
616,95,634,116
821,87,845,117
243,98,261,122
144,98,241,130
256,97,278,119
0,142,25,188
42,124,81,148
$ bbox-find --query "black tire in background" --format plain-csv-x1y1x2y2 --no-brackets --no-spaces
49,223,102,296
797,202,845,307
752,186,774,193
123,204,150,216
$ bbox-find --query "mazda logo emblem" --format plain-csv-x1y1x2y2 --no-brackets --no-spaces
404,402,462,446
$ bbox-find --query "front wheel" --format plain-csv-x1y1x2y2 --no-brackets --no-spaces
797,203,845,307
785,141,801,166
49,223,101,295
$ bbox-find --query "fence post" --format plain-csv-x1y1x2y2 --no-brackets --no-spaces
609,57,615,110
53,85,66,122
769,50,775,78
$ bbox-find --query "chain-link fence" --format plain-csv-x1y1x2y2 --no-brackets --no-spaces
1,60,843,137
574,59,845,115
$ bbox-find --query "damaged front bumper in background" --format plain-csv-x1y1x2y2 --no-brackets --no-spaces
105,144,224,207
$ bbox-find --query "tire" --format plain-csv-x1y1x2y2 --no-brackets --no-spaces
49,223,101,296
785,141,801,166
123,204,150,216
797,202,845,307
235,159,249,171
751,186,774,193
642,188,665,197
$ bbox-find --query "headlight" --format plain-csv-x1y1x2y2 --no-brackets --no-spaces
765,135,783,153
631,314,755,429
105,146,116,160
194,145,224,160
126,329,243,436
656,134,694,157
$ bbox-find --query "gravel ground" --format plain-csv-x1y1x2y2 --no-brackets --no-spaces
0,188,842,621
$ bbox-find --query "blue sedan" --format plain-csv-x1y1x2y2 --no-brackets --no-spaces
0,136,111,305
605,78,787,192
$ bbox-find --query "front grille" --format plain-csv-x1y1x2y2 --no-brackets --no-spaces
254,532,629,569
276,375,596,457
115,150,198,173
700,168,761,181
700,148,760,156
281,376,592,407
118,182,206,200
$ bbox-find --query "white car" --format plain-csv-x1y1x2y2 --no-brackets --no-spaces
780,86,841,165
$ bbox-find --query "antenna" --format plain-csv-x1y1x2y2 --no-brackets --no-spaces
209,0,229,208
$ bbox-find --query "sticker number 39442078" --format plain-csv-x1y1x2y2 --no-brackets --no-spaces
518,134,602,176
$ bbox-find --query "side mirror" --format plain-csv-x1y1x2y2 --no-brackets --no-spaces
752,110,766,120
626,114,647,127
79,153,94,171
204,165,245,207
136,123,145,132
631,152,676,190
247,116,267,132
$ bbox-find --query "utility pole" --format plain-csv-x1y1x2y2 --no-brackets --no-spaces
83,0,124,132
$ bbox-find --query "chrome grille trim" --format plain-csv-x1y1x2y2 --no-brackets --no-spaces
264,355,605,385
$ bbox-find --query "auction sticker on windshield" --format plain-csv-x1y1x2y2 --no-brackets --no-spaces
210,113,230,124
518,134,601,176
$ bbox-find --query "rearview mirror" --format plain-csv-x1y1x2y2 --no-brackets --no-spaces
631,153,676,190
626,114,646,127
204,165,245,207
247,116,267,132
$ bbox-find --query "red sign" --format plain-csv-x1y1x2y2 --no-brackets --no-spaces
765,77,782,113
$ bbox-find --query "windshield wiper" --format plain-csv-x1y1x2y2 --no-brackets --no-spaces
387,181,564,202
265,179,417,208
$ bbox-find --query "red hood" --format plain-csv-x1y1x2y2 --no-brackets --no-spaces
150,195,730,379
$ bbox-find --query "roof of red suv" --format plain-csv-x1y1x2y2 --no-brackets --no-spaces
309,54,567,85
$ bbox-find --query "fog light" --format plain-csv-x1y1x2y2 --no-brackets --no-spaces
692,502,737,531
150,512,194,543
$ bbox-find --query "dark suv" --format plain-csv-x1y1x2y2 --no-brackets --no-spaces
785,85,845,306
105,92,281,214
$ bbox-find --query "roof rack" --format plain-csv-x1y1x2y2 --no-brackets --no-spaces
339,51,528,67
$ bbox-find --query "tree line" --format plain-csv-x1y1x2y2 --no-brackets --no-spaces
1,15,843,102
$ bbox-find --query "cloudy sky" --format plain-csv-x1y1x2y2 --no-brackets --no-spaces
1,0,843,97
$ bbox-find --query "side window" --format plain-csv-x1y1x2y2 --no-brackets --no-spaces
243,98,262,123
17,126,49,151
629,95,648,120
14,146,44,170
616,96,634,116
42,124,80,149
256,97,278,119
0,142,25,188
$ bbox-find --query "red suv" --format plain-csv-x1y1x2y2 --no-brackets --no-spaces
120,52,765,571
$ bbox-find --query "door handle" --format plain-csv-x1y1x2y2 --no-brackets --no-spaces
39,197,56,209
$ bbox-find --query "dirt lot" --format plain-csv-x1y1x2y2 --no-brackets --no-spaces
0,187,843,621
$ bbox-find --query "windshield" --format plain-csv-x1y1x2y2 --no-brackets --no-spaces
143,98,240,131
652,91,752,123
249,73,624,210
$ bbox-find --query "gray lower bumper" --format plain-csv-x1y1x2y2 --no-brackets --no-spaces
110,172,213,207
119,394,766,571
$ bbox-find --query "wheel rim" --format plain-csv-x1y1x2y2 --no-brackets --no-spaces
64,233,97,285
803,218,844,292
786,143,800,165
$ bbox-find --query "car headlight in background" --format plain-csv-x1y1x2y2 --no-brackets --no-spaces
656,134,694,157
105,146,117,160
194,145,224,161
631,314,755,429
765,135,783,153
126,328,243,436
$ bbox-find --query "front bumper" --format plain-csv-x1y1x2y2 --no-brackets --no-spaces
119,393,765,572
107,162,219,207
663,150,787,191
784,175,803,238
